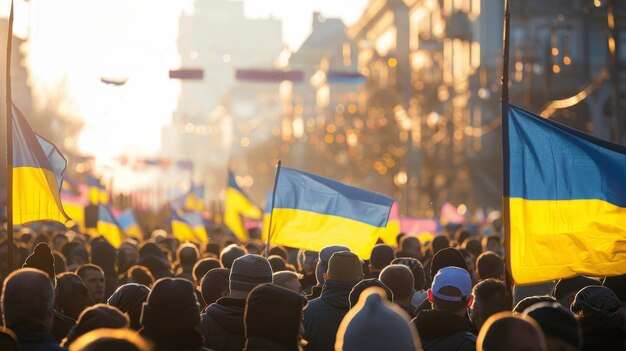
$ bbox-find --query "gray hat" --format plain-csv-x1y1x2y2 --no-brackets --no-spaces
315,245,351,284
229,254,273,299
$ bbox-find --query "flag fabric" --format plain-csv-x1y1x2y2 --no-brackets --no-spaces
504,103,626,284
224,170,262,241
262,167,393,259
61,183,88,232
170,210,208,243
97,204,125,248
184,182,204,211
380,201,401,246
86,174,108,205
11,104,70,225
117,209,143,241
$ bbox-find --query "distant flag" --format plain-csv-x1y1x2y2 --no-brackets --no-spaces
184,182,205,211
170,210,208,243
97,204,125,248
11,104,70,225
61,181,88,232
117,209,143,241
262,168,393,259
86,174,108,205
439,203,466,225
504,103,626,284
380,201,401,246
224,170,262,241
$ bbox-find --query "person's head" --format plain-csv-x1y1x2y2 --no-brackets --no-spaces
297,249,318,275
76,264,106,303
90,237,117,274
482,235,503,256
429,247,469,282
62,242,89,270
571,285,622,320
229,254,273,299
220,244,246,269
336,287,422,351
461,238,483,261
476,251,504,281
602,273,626,306
392,257,426,291
273,271,304,294
68,328,152,351
245,284,306,351
379,264,414,305
471,278,506,329
140,278,201,332
126,265,155,287
56,272,92,319
349,279,393,308
268,255,289,272
524,302,582,351
22,242,56,286
176,243,199,268
455,228,471,246
268,245,289,260
477,312,546,351
2,268,55,331
201,268,230,305
398,235,422,259
369,244,395,272
192,257,221,285
431,235,450,255
64,304,129,348
554,276,600,309
315,245,350,284
428,266,473,316
117,241,138,274
107,283,151,330
325,251,363,284
513,282,556,307
51,232,69,250
513,295,558,314
53,250,68,273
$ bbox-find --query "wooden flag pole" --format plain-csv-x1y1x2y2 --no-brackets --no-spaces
501,0,513,309
5,0,15,273
265,160,282,258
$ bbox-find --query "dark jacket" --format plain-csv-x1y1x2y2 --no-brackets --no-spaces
140,328,213,351
12,324,67,351
580,318,626,351
306,284,323,301
398,302,417,319
199,297,246,351
52,310,75,343
303,280,354,351
245,338,290,351
412,309,477,351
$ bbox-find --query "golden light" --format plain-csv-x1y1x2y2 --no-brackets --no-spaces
346,131,358,146
336,134,345,143
552,64,561,74
280,144,290,153
563,56,572,65
551,47,559,56
387,57,398,67
385,158,395,168
378,165,388,175
347,104,358,114
394,171,408,186
457,204,467,215
594,0,601,7
326,124,337,133
324,134,334,144
515,62,523,71
292,117,304,138
240,137,250,147
374,161,383,170
336,104,345,113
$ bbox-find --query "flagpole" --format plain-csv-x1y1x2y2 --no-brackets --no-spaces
5,0,15,273
265,160,282,258
501,0,513,309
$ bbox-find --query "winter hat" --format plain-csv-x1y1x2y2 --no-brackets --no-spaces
108,283,151,331
430,247,469,281
327,251,363,283
571,285,621,315
602,274,626,303
229,254,273,299
349,279,393,308
245,284,305,351
336,287,421,351
554,276,600,302
369,244,395,270
140,278,200,331
201,268,230,305
64,304,129,347
392,257,426,291
524,302,582,350
23,242,55,280
315,245,351,284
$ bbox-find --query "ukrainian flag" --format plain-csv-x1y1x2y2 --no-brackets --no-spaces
11,104,70,225
504,103,626,284
97,204,125,248
224,170,262,241
86,174,108,205
262,168,393,259
117,209,143,241
60,181,87,232
184,182,204,211
380,201,401,246
170,211,209,243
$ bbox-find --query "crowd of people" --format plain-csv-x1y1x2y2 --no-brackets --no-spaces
0,223,625,351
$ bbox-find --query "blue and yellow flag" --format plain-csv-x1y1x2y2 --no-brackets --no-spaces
170,210,209,243
86,174,108,205
225,170,262,241
117,209,143,241
184,182,205,211
262,168,393,259
504,103,626,284
11,104,70,225
97,204,125,248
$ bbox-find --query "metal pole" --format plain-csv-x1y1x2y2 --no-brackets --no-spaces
5,0,15,273
265,160,282,257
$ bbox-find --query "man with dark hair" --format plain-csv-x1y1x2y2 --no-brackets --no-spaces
413,266,477,350
477,312,546,351
175,243,200,281
380,264,416,318
470,278,506,329
76,264,106,303
475,252,504,281
2,268,65,350
193,258,222,286
306,245,350,300
219,244,246,269
482,236,503,257
392,257,427,309
365,244,395,279
397,235,422,260
304,251,363,351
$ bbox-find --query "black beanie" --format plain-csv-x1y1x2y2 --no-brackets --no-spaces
369,244,395,270
524,302,582,349
23,242,55,279
430,247,469,281
140,278,200,331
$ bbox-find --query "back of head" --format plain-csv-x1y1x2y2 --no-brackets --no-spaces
91,237,117,273
229,254,273,299
455,228,471,246
22,242,56,284
192,257,222,284
392,257,426,291
268,245,288,260
65,304,129,347
272,271,302,291
524,302,582,350
268,255,288,272
56,272,92,319
220,244,246,269
430,266,472,314
462,238,483,259
513,282,555,307
513,296,557,314
315,245,350,284
107,283,150,330
177,243,199,267
430,247,469,282
571,285,621,316
2,268,54,329
472,278,506,329
349,279,393,308
554,276,600,306
127,265,155,287
379,265,414,303
68,328,152,351
201,268,230,305
297,249,318,274
327,251,363,283
336,287,421,351
140,278,200,331
477,312,546,351
245,284,305,351
476,251,504,281
369,244,395,271
431,235,450,255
